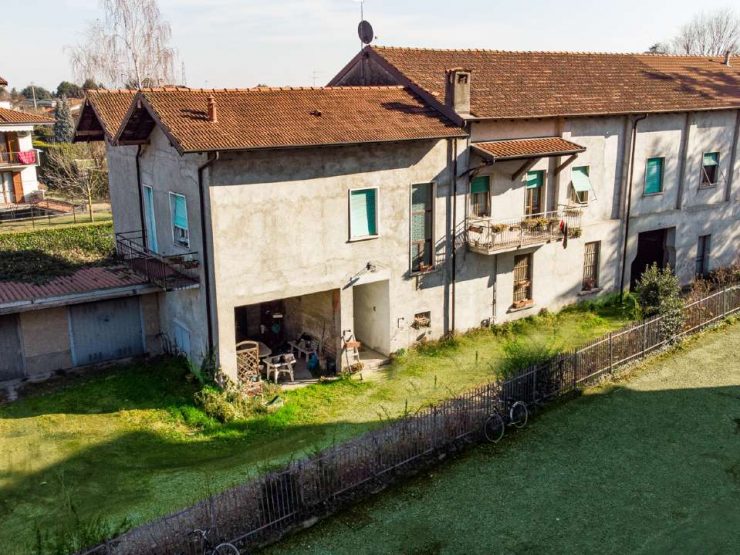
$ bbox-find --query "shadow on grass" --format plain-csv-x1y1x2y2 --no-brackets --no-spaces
4,380,740,554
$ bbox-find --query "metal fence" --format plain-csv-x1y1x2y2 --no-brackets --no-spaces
79,285,740,555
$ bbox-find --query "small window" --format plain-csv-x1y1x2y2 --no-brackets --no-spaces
582,241,600,290
513,253,533,306
411,183,434,273
644,157,664,195
525,170,544,216
700,152,719,188
412,311,431,329
470,176,490,217
570,166,592,204
169,192,189,248
695,235,711,277
349,188,378,239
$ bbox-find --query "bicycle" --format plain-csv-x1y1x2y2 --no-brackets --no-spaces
189,528,240,555
482,399,529,443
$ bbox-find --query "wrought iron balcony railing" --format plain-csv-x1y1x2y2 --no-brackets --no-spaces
0,150,39,166
115,231,200,291
466,208,582,255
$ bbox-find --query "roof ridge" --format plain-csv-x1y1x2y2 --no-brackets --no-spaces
372,45,729,59
140,85,407,93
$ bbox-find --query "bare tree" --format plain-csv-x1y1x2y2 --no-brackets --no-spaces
669,8,740,55
69,0,176,89
41,145,109,222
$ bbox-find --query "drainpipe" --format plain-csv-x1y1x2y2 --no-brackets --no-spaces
135,145,146,243
451,137,458,334
198,152,219,353
619,114,648,299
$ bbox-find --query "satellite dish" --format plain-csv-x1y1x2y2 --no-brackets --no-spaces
358,20,374,45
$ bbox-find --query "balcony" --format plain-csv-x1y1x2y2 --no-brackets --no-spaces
0,150,39,167
466,208,582,255
115,231,200,291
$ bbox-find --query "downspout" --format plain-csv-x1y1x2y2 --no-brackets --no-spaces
619,114,648,299
451,137,459,334
198,152,219,353
135,145,146,242
726,109,740,202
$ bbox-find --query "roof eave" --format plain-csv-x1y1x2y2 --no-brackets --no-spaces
466,104,740,121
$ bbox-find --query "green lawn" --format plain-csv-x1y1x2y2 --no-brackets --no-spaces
0,300,634,552
274,320,740,554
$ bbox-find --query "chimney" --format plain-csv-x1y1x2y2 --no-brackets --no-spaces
724,50,732,66
446,69,471,116
207,94,218,123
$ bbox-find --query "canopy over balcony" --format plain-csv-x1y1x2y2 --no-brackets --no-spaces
471,137,586,181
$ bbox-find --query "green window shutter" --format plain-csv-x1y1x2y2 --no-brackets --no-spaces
645,158,663,194
702,152,718,167
526,170,543,189
170,194,188,230
470,176,490,194
572,166,593,192
350,189,377,237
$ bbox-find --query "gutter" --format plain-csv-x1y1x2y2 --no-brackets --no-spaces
198,152,219,353
451,137,458,334
619,113,648,298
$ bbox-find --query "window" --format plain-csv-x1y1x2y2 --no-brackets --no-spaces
143,185,158,253
695,235,711,277
525,170,544,216
644,157,664,195
582,241,600,290
412,311,431,329
570,166,592,204
349,188,378,239
513,254,533,306
169,192,189,248
411,183,434,272
701,152,719,187
470,176,490,217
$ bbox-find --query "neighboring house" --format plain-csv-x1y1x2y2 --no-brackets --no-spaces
0,103,53,205
75,49,739,382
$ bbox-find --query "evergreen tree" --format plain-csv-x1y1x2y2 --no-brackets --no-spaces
53,97,75,143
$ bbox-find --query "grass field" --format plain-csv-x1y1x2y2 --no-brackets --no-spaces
274,320,740,554
0,300,635,552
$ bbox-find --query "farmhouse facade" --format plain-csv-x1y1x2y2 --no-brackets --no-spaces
74,48,739,381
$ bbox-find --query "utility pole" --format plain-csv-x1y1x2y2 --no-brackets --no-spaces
31,82,37,110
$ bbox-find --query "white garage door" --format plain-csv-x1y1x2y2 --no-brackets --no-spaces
0,314,24,381
70,298,144,366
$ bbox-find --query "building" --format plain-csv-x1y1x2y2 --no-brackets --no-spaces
0,98,53,205
74,48,739,382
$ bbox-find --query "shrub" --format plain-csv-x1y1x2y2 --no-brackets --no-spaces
498,339,558,378
635,264,684,341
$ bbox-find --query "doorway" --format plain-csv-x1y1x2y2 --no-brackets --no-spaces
630,229,668,289
352,280,390,356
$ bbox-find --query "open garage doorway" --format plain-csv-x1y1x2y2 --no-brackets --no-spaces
352,280,391,357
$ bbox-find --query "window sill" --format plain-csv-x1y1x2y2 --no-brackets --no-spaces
347,235,379,243
508,300,535,313
409,265,439,278
698,183,717,190
578,287,602,297
642,192,663,198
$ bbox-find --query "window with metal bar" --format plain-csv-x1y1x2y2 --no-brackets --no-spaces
411,183,434,272
695,234,711,277
582,241,600,290
513,254,532,304
700,152,719,188
470,176,490,217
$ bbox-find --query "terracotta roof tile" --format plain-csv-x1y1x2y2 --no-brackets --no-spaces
368,47,740,119
118,86,465,153
0,266,149,306
0,76,7,87
79,90,138,141
472,137,586,160
0,107,54,125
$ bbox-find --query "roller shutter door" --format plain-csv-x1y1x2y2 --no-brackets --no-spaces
0,314,24,380
70,298,144,366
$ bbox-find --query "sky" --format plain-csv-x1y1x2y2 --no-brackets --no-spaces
1,0,736,91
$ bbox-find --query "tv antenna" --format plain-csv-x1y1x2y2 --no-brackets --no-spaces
355,0,375,48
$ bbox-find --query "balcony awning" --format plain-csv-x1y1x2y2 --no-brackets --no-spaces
471,137,586,161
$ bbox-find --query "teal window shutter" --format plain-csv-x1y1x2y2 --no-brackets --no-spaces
470,176,490,194
170,194,188,230
571,166,593,192
350,189,377,238
645,158,663,194
526,170,543,189
702,152,718,167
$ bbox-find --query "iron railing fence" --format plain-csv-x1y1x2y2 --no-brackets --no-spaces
466,208,582,254
115,231,200,291
77,285,740,555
